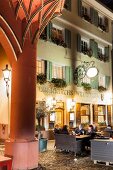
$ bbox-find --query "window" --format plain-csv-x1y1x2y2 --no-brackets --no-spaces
98,14,108,32
52,65,64,79
36,60,45,74
81,4,91,22
99,74,105,87
82,6,88,16
98,15,103,26
98,105,105,124
51,24,65,47
81,38,89,54
98,45,104,60
81,105,90,124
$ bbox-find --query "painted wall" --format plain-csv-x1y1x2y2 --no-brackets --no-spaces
0,44,11,138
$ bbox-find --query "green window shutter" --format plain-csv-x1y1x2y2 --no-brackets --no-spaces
78,0,82,17
90,76,99,89
105,76,110,89
49,62,52,81
69,67,73,84
94,10,98,27
90,7,95,24
65,29,71,48
64,0,71,11
104,17,109,32
94,41,98,58
46,22,52,41
77,34,81,52
44,60,47,78
77,78,82,87
90,39,95,57
47,61,50,81
45,61,52,81
104,46,109,62
65,66,70,84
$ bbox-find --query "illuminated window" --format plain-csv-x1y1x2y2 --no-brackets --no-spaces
36,60,45,74
52,65,64,79
51,24,64,45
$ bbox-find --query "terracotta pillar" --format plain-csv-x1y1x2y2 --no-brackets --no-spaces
5,39,39,170
10,39,36,141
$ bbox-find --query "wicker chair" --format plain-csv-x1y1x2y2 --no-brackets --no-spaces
54,134,82,155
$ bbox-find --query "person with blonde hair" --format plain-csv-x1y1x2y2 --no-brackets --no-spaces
54,124,61,134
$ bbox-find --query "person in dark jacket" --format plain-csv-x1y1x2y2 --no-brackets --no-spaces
75,124,86,135
54,124,61,134
60,125,69,135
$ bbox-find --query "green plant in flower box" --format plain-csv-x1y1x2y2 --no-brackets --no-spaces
51,78,67,88
81,82,91,91
37,73,47,84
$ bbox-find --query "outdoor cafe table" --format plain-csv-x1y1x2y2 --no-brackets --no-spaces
75,135,90,139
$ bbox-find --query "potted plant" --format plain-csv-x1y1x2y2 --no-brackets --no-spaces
51,78,67,88
36,105,49,152
81,82,91,91
98,86,106,92
37,73,47,85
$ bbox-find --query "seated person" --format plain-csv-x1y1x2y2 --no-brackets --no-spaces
92,122,97,132
75,124,86,135
60,125,69,135
104,124,112,131
104,124,112,137
54,124,61,134
86,124,96,139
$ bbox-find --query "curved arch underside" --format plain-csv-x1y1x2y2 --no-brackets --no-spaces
0,26,18,65
9,0,65,45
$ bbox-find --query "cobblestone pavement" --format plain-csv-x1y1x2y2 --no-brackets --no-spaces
38,141,113,170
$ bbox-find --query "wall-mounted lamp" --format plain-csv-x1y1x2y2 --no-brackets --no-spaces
74,61,98,84
2,64,11,97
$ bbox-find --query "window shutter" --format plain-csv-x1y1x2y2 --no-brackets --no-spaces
94,41,98,58
77,34,81,52
77,78,82,87
65,29,71,48
90,7,95,24
90,76,99,89
105,76,110,89
78,0,82,17
105,46,109,62
44,60,47,78
64,0,71,11
69,67,73,84
46,22,52,41
90,39,95,56
94,10,98,27
90,39,98,58
104,17,109,32
49,62,52,81
65,66,70,84
45,60,52,81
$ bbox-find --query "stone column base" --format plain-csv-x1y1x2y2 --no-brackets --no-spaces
5,139,39,170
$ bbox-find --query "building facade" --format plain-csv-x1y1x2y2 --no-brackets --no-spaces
36,0,113,129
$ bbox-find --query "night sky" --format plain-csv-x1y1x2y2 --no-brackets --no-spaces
98,0,113,11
